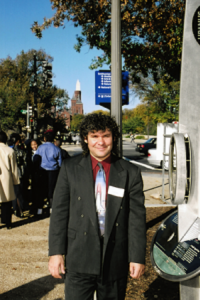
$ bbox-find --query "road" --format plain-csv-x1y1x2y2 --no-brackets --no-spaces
62,139,163,175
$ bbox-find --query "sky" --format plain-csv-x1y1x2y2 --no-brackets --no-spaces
0,0,140,114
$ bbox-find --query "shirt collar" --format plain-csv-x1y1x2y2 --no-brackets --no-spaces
90,155,111,170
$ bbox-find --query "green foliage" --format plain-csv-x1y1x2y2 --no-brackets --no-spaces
122,115,145,134
31,0,185,83
132,76,179,124
70,114,85,132
135,135,145,139
91,109,110,115
122,77,179,135
142,80,180,123
0,49,69,132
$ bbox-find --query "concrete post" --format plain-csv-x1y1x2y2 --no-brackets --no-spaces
111,0,122,157
179,1,200,298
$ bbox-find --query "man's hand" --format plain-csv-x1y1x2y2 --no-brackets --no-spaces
129,262,145,279
48,255,65,279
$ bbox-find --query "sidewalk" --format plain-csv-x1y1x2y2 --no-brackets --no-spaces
0,207,176,300
143,173,171,206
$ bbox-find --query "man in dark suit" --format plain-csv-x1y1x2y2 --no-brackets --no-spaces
48,113,146,300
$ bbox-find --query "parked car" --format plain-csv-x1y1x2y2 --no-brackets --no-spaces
135,138,157,156
147,148,164,168
147,123,178,169
147,147,176,170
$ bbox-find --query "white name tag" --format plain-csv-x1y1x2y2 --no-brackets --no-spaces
108,186,125,198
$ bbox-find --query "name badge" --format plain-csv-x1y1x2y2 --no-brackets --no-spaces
108,186,125,198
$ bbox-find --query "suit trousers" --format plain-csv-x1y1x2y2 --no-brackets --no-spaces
64,236,127,300
64,271,127,300
1,201,12,227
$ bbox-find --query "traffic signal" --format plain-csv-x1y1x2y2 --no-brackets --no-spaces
29,106,32,115
29,74,37,91
42,61,53,88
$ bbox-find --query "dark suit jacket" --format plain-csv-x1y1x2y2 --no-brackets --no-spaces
49,154,146,283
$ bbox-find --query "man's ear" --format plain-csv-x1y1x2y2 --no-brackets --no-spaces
84,139,88,143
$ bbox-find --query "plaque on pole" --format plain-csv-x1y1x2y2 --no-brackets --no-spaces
151,210,200,282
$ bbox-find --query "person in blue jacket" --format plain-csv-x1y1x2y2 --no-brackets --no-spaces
34,130,62,210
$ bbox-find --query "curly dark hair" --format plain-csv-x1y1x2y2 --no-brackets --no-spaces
79,113,120,156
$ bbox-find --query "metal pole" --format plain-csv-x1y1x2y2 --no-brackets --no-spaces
33,52,38,139
147,101,149,139
27,102,30,139
111,0,122,157
161,124,166,202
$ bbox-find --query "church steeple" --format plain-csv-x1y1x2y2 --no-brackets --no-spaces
76,79,81,91
71,80,83,115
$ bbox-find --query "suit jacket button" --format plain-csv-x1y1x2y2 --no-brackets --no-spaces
116,223,119,227
81,214,84,218
78,197,81,201
84,232,87,235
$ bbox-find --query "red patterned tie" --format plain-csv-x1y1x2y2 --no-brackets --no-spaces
95,162,106,236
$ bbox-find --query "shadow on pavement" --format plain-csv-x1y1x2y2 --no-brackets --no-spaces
0,208,50,230
144,182,169,193
144,276,179,300
146,207,177,230
0,275,64,300
123,155,145,161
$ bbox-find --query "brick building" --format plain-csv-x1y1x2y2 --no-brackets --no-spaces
59,80,84,129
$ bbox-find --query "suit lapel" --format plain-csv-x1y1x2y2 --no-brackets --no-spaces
104,158,127,244
77,155,98,230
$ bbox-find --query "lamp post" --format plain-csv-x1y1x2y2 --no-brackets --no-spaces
33,52,38,139
111,0,122,157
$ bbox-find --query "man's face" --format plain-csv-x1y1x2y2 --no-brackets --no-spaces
85,128,113,161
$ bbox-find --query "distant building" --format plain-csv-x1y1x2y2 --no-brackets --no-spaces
59,80,84,129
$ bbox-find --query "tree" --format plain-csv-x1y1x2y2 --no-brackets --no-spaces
122,115,145,134
70,114,84,131
91,109,110,115
0,49,69,132
138,80,180,123
31,0,185,83
122,108,134,121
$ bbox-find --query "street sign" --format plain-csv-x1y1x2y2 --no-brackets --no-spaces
20,110,27,114
95,70,129,109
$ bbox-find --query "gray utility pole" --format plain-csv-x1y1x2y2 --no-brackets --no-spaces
33,52,38,139
111,0,122,157
178,1,200,299
27,102,30,139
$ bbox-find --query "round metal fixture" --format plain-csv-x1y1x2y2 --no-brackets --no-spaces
169,133,191,205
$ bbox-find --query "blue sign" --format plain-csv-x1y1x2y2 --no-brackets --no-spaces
95,70,129,108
